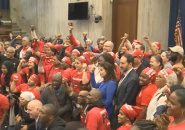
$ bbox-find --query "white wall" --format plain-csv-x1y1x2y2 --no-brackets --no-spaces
10,0,170,49
10,0,112,44
137,0,170,49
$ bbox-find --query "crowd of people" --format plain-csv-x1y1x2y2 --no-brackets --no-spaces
0,23,185,130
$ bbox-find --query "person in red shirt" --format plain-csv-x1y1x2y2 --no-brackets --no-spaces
63,56,90,93
0,94,9,128
31,39,44,53
136,67,158,119
117,104,141,130
10,74,40,99
10,73,23,87
85,89,111,130
167,89,185,130
43,55,64,83
71,49,81,62
17,57,39,83
150,55,163,83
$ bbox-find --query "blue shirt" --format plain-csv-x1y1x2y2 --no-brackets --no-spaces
90,72,117,117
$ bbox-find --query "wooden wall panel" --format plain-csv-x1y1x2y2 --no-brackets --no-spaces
112,0,138,51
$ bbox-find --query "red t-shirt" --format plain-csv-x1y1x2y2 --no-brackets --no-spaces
21,67,33,82
168,122,185,130
63,69,90,93
62,68,75,82
16,83,40,100
10,73,23,86
86,107,111,130
117,125,131,130
42,55,54,68
32,40,44,52
136,83,157,107
0,94,9,119
44,65,64,82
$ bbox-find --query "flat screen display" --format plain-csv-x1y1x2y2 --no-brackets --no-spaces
68,2,88,20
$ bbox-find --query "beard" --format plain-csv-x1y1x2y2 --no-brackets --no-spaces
169,54,178,63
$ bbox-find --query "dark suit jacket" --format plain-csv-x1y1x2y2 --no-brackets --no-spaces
41,84,72,121
114,69,140,114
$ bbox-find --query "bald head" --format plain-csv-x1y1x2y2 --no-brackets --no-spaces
90,89,102,99
52,72,62,89
78,90,89,105
87,89,102,104
27,99,43,119
103,41,114,52
22,36,30,47
22,36,29,42
6,46,15,58
79,90,89,97
52,72,62,81
28,99,42,107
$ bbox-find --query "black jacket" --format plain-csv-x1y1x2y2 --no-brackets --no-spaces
115,69,140,113
41,84,72,121
47,116,65,130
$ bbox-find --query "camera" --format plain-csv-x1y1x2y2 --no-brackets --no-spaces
94,15,102,23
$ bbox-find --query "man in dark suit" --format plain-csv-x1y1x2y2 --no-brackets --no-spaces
26,99,45,130
113,54,140,129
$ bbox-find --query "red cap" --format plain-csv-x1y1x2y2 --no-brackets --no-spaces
153,42,161,50
108,52,116,60
159,69,174,80
54,44,63,51
120,104,137,120
29,74,40,86
83,51,91,59
44,42,53,48
142,67,156,79
29,57,38,64
120,104,142,120
62,56,71,65
78,56,87,64
72,49,81,56
131,50,143,57
133,40,143,45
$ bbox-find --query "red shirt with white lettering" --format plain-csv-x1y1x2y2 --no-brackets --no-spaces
85,107,111,130
16,83,40,100
63,69,90,93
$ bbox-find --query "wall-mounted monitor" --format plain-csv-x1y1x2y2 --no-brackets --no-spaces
68,2,88,20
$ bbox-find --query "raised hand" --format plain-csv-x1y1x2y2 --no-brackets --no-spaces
55,34,62,39
121,33,129,40
143,36,150,43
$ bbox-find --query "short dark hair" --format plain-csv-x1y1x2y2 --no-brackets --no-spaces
122,54,134,65
140,44,145,52
174,89,185,107
133,120,157,130
151,55,164,69
99,52,115,68
44,104,57,117
170,85,185,93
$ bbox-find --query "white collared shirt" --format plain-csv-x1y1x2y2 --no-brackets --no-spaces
118,68,133,87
